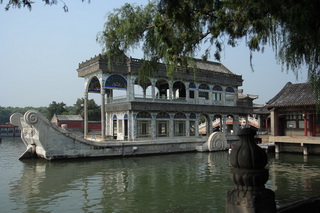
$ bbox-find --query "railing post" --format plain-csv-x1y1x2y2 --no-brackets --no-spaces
226,128,276,213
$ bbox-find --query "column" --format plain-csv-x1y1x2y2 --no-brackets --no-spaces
101,89,106,141
195,114,199,137
128,111,133,141
127,75,134,101
304,110,308,136
186,119,190,137
169,113,174,137
169,81,173,100
186,87,190,102
270,109,276,136
222,114,227,134
151,114,156,139
151,79,156,101
84,92,88,138
208,116,213,135
233,115,240,135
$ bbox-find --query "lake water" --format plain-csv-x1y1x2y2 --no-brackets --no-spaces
1,137,320,212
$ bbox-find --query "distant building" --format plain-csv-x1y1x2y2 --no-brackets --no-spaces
51,114,84,130
0,123,21,137
51,114,101,133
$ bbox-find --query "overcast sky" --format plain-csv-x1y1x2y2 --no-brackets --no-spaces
0,1,308,107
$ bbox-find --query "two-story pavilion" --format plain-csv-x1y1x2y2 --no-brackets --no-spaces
77,54,254,142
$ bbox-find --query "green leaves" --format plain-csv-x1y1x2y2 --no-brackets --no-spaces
99,0,320,86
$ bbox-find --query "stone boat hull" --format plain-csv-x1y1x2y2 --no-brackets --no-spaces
10,110,229,160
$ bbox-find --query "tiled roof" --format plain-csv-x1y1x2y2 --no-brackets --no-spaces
56,114,83,121
266,82,317,108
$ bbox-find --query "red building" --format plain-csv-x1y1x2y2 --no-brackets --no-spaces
267,82,320,154
51,114,84,130
51,114,101,132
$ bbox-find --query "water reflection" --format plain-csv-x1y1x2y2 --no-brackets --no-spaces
10,152,233,212
268,154,320,208
3,138,320,212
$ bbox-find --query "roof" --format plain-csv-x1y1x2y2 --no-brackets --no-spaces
193,59,234,74
266,82,317,108
55,114,83,121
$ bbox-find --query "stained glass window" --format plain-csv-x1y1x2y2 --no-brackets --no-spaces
190,113,196,120
136,111,152,119
226,87,235,93
174,112,187,119
199,83,210,90
156,112,170,119
213,85,223,91
105,75,127,89
88,77,101,93
189,82,196,88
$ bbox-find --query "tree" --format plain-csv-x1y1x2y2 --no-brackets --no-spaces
98,0,320,103
0,0,88,12
47,101,67,119
74,98,101,121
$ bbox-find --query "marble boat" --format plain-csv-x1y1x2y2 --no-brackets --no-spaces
10,110,229,160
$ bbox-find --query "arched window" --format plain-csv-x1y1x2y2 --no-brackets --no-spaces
88,77,101,93
225,87,235,103
213,85,223,101
213,85,223,91
156,112,170,119
156,112,170,137
189,82,196,89
199,83,209,90
174,112,186,136
225,87,235,93
134,77,152,98
105,75,127,89
199,83,210,100
173,81,186,99
155,79,169,99
189,82,196,99
136,111,151,138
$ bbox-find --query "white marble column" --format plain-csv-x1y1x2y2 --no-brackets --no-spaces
84,92,88,138
101,89,106,141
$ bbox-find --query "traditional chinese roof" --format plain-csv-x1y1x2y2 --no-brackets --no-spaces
266,82,317,109
54,114,83,121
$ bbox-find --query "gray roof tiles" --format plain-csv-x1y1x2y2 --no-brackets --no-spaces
266,82,317,108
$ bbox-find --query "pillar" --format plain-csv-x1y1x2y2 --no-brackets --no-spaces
151,79,156,101
304,111,308,136
84,92,88,138
169,113,174,137
270,109,276,136
186,119,190,137
151,114,156,139
186,87,190,101
233,115,240,135
169,81,173,100
222,114,227,134
195,115,199,136
101,89,106,141
208,116,213,135
128,111,133,141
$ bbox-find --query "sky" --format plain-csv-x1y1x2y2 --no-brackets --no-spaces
0,1,308,108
